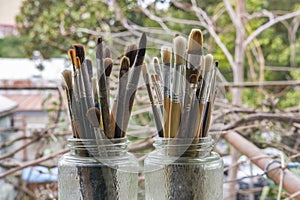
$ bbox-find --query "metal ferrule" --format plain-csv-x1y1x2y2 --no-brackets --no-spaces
172,64,182,102
199,72,211,103
162,63,171,98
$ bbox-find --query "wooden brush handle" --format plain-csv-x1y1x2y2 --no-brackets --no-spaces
163,98,171,138
196,103,205,138
110,99,117,137
169,102,181,138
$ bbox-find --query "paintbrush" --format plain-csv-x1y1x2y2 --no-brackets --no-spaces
197,54,213,138
123,33,147,134
169,36,186,138
92,76,104,131
104,47,111,58
110,45,137,135
104,58,113,109
178,29,203,138
114,56,130,138
201,61,218,137
86,59,93,83
68,49,77,74
74,45,93,139
72,55,91,138
151,75,163,112
67,49,85,138
62,69,79,138
153,57,163,84
95,38,113,138
86,107,105,139
125,44,138,68
184,74,201,138
74,46,98,139
161,46,172,138
98,58,112,138
142,62,164,137
104,48,112,107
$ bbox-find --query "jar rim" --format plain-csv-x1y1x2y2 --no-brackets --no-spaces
67,137,129,148
153,135,213,143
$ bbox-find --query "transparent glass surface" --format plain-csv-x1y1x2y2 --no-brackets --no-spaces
144,136,223,200
58,138,138,200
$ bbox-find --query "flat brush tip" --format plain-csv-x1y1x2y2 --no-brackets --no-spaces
68,49,76,65
86,107,101,127
125,44,138,67
120,56,130,72
153,57,159,64
187,29,203,54
97,37,102,45
104,47,111,58
215,61,219,68
104,58,113,77
73,44,85,64
161,46,172,64
174,36,186,65
61,69,73,90
75,57,82,69
204,54,213,71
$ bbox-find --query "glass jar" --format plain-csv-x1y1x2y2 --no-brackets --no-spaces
58,137,138,200
144,136,223,200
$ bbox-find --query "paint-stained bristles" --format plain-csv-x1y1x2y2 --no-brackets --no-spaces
187,29,203,54
73,44,85,64
125,44,138,68
161,46,172,64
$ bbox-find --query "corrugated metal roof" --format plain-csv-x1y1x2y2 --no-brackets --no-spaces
0,95,17,117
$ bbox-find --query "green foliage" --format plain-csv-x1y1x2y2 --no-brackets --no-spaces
15,0,300,109
16,0,115,58
0,36,29,57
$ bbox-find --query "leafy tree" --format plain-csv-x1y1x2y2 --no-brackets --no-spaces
0,36,29,58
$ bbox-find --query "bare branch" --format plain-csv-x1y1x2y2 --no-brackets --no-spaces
0,149,68,179
223,113,300,131
244,9,300,47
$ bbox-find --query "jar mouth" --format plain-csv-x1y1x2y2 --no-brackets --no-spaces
153,136,214,146
67,137,129,157
153,136,214,157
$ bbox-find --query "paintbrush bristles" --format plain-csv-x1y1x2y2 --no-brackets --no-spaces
62,69,73,90
174,36,187,65
161,46,172,64
204,54,213,71
104,47,111,58
104,58,113,77
125,44,138,68
75,57,81,69
187,29,203,54
73,44,85,64
119,56,130,77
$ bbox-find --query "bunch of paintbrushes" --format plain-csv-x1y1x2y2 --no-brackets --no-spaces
62,33,147,139
142,29,218,139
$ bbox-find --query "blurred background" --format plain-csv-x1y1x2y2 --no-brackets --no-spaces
0,0,300,199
